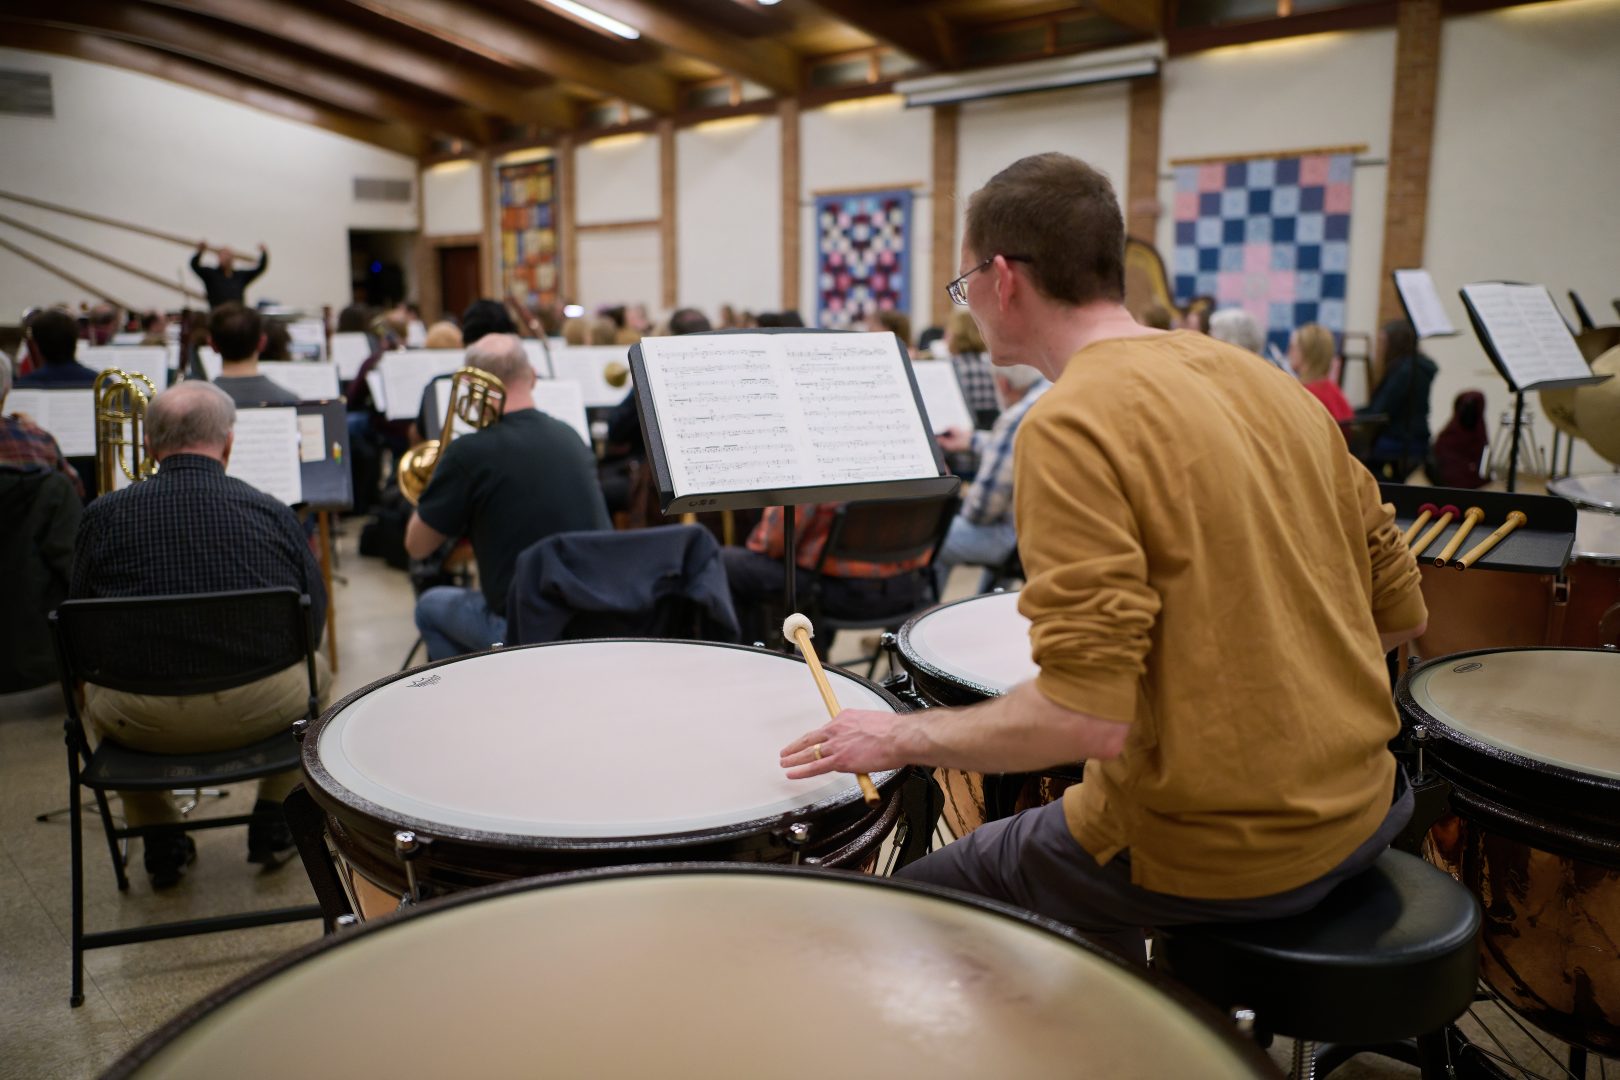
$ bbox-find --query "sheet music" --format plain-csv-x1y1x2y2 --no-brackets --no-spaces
260,362,340,401
1395,269,1456,338
521,339,554,379
1462,282,1592,390
638,332,939,498
549,346,633,407
198,346,222,380
80,346,169,390
406,320,427,348
331,332,371,380
287,319,327,361
531,380,590,446
908,359,974,434
5,389,96,456
365,371,387,412
298,413,327,462
379,350,464,420
111,332,142,346
226,407,303,505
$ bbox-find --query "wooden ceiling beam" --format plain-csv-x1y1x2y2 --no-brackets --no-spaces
804,1,957,70
1087,0,1163,36
4,0,487,144
138,0,568,129
551,0,801,94
335,0,679,113
0,22,422,155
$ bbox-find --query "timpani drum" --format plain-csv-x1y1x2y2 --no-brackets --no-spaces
1399,648,1620,1053
301,640,904,918
1552,474,1620,649
892,592,1080,838
105,865,1275,1079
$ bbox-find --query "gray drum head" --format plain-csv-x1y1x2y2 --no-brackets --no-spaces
1549,473,1620,514
904,591,1038,695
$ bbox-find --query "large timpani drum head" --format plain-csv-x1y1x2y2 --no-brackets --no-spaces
1549,472,1620,515
896,591,1038,705
1399,648,1620,1053
108,866,1274,1079
304,641,903,897
894,594,1075,838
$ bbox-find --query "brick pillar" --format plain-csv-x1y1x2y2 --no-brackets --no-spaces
1125,74,1163,243
558,134,577,304
931,104,960,304
779,97,800,312
658,118,677,310
1378,0,1443,326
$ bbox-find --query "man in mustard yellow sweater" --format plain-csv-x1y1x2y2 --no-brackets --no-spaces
781,153,1427,961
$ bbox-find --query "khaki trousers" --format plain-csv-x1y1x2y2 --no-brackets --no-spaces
84,656,332,828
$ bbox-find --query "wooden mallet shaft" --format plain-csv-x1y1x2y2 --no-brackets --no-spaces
1403,503,1438,547
783,615,881,806
1433,506,1485,566
1456,511,1528,570
1411,504,1459,559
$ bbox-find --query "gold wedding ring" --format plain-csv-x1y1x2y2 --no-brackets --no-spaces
813,743,823,761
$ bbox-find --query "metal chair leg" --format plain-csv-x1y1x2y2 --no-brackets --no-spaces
69,752,85,1007
91,788,129,892
399,636,424,672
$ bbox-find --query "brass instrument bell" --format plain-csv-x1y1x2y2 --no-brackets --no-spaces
398,366,506,504
93,368,159,491
603,360,630,389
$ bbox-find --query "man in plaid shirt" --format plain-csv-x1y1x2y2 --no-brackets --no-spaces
0,353,84,499
934,364,1048,591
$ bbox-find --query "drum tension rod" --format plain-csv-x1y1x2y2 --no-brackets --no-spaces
784,821,811,866
395,830,423,905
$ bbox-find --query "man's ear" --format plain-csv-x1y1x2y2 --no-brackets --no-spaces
993,255,1018,314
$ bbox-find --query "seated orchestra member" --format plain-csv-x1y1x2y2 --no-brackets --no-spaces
405,334,610,660
933,364,1049,591
1209,307,1277,367
946,309,1000,421
88,304,121,347
721,504,933,646
423,321,463,350
0,353,85,499
191,242,268,309
14,308,99,388
1359,318,1438,481
208,304,298,405
1289,322,1353,421
70,381,329,886
781,153,1426,962
139,310,168,346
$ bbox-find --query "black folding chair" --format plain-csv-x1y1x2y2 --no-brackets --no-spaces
49,588,324,1007
806,495,958,677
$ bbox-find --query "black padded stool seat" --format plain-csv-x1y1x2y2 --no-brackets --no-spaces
1156,849,1479,1046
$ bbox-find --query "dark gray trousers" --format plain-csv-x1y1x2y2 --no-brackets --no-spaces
899,770,1414,962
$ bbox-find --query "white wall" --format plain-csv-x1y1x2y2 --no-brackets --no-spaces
0,49,417,315
956,81,1132,255
1424,0,1620,475
576,227,661,314
421,160,482,237
1157,29,1396,343
676,116,781,318
575,134,660,225
800,98,935,329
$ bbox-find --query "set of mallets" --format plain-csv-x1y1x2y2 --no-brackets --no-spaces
1403,503,1528,570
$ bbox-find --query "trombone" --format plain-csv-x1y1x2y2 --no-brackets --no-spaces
93,368,158,491
398,366,506,504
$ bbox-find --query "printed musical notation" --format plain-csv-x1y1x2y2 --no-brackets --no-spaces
637,332,940,497
1461,283,1594,391
226,406,303,505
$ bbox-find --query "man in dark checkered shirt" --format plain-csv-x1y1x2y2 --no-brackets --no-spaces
70,381,327,886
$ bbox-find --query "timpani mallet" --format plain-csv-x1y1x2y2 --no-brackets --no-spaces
783,613,881,806
1456,511,1528,571
1403,503,1438,548
1411,504,1459,559
1433,506,1485,567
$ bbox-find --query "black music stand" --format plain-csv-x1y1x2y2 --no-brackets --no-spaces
628,328,959,647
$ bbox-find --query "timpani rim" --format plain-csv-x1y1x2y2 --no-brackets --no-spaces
101,862,1277,1080
299,638,904,852
1548,473,1620,515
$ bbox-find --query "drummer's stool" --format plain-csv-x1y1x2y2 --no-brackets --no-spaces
1155,850,1479,1080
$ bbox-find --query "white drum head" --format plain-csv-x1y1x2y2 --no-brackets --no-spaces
314,642,893,837
1409,649,1620,781
1574,509,1620,562
906,592,1037,694
126,871,1264,1078
1549,473,1620,514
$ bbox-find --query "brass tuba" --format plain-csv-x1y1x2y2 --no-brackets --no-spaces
398,366,506,504
93,368,158,491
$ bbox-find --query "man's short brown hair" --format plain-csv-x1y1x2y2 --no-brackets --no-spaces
964,152,1124,307
208,302,262,361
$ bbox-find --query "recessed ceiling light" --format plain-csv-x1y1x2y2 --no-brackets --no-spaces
543,0,640,40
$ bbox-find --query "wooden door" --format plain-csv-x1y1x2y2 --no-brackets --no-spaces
437,245,481,322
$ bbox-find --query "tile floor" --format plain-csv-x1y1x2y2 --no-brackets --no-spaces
0,523,1580,1078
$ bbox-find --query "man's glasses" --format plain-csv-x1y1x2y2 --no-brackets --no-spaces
947,255,1033,306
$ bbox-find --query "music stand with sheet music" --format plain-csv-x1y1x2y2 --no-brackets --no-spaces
1392,269,1459,340
629,328,960,642
1459,281,1610,491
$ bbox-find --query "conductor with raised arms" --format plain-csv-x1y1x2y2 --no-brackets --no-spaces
780,153,1429,960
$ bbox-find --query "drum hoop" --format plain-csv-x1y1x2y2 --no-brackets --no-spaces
1397,646,1620,800
1548,474,1620,514
301,639,904,851
896,592,1021,701
102,862,1277,1080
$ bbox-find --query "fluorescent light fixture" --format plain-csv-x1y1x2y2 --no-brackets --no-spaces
757,0,783,5
564,305,585,318
693,115,764,134
587,132,648,149
895,42,1163,108
543,0,640,40
822,93,904,115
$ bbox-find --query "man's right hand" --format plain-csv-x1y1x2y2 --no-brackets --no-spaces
937,427,973,453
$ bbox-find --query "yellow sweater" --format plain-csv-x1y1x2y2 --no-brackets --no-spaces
1015,331,1426,899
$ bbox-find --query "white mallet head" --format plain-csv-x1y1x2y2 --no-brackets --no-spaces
782,612,814,641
